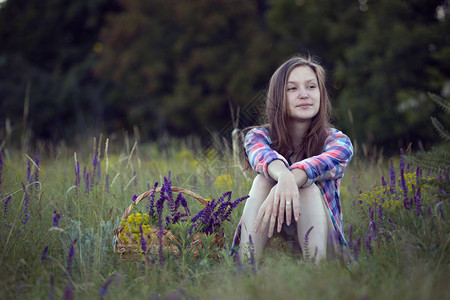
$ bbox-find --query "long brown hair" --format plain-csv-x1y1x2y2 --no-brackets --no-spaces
265,55,332,160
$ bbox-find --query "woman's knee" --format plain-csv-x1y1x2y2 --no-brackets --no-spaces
252,174,274,188
298,183,322,199
241,175,273,218
248,174,274,196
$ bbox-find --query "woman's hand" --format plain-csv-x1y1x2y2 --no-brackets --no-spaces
272,171,301,233
254,186,278,238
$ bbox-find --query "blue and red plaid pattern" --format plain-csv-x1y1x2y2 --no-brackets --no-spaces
230,127,353,254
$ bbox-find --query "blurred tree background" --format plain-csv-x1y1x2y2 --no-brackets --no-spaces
0,0,449,153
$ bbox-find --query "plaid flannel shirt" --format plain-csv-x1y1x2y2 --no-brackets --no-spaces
230,127,353,253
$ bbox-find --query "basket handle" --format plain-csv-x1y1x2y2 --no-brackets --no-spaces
120,187,207,221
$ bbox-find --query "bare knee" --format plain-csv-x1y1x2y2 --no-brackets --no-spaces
242,174,274,213
251,174,274,190
298,183,322,200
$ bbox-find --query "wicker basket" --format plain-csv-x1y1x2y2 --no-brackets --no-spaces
113,187,224,260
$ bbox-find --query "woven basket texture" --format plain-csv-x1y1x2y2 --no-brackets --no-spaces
113,187,224,260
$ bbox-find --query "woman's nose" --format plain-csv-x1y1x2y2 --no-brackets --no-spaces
298,88,308,98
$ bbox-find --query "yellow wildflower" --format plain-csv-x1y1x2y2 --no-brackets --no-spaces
214,174,233,189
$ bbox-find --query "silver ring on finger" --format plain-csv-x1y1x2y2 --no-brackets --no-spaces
286,201,292,205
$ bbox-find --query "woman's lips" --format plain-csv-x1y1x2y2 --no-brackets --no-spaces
296,103,312,108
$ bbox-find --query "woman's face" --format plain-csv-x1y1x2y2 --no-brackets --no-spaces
285,65,320,125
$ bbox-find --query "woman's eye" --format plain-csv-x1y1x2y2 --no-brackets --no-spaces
287,87,297,91
308,85,317,89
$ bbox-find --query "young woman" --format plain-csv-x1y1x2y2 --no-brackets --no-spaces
232,55,353,262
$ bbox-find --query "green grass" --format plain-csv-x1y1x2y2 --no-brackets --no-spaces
0,136,448,299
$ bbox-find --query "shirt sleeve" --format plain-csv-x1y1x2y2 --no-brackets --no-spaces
244,128,289,179
290,129,354,187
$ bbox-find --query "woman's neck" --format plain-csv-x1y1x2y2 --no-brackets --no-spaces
288,120,310,148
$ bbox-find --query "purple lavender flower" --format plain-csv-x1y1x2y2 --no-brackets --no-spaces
358,190,364,210
192,198,217,234
156,187,166,267
176,193,185,214
67,238,77,276
92,150,98,169
52,211,61,228
389,158,396,194
99,275,115,300
3,195,11,219
403,196,413,210
377,204,383,224
132,194,138,205
437,202,444,220
399,155,408,198
222,195,249,222
364,234,373,254
233,251,244,275
75,160,80,188
192,193,248,234
147,182,158,216
83,167,91,193
388,217,395,230
63,284,73,300
85,172,90,193
92,151,98,187
21,182,30,224
156,195,166,217
169,212,181,225
41,246,48,265
415,188,422,216
381,176,387,188
354,237,362,261
416,166,422,186
164,176,174,209
139,223,147,254
369,206,374,222
414,195,422,216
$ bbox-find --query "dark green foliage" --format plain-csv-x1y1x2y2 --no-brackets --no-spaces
95,0,277,138
0,0,121,141
1,0,449,153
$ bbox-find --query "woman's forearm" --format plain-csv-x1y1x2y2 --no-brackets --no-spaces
267,160,308,188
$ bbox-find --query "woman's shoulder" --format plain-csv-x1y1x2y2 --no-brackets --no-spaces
327,127,347,136
245,125,271,138
325,127,351,142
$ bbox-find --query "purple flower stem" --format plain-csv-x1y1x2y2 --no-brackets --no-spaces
99,275,115,300
3,195,11,219
248,234,257,273
66,238,77,276
41,246,48,266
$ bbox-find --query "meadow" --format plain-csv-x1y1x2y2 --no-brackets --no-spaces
0,134,448,300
